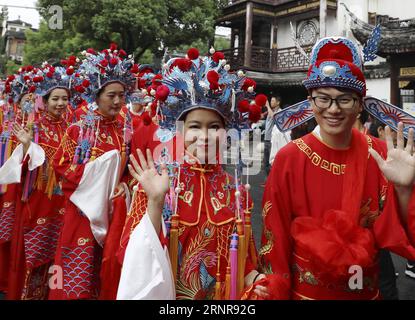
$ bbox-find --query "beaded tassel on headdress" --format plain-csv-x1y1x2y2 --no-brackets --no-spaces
229,233,239,299
0,91,15,194
21,123,39,202
120,109,132,175
168,166,181,285
0,119,13,194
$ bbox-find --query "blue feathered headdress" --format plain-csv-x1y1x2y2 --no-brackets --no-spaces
76,43,139,104
141,47,264,132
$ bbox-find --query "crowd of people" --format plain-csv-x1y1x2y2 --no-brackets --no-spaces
0,35,415,300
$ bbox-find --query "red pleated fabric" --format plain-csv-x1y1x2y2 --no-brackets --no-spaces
99,195,127,300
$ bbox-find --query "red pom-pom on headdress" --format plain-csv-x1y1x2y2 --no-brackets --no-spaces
248,103,261,123
207,70,219,82
100,59,109,68
242,78,256,91
155,85,170,102
187,48,199,60
74,85,85,93
33,76,44,83
255,94,268,107
118,49,127,57
238,99,250,113
207,70,219,90
174,58,192,72
131,64,140,73
110,43,118,51
82,79,90,88
87,48,96,55
67,56,77,66
109,58,118,66
66,67,75,76
212,51,225,63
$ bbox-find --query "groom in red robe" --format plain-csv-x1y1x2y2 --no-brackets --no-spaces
259,37,415,299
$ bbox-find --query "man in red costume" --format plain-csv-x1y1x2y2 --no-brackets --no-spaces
260,37,415,299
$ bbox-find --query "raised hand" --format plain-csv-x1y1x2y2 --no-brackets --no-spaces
128,148,169,202
12,122,32,147
265,99,275,118
369,122,415,188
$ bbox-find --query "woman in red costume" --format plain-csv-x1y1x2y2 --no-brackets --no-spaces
49,44,139,300
117,48,272,300
0,64,75,299
0,68,38,297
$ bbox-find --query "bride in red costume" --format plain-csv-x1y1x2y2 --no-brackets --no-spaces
117,48,274,300
0,69,34,295
0,64,73,299
49,44,139,300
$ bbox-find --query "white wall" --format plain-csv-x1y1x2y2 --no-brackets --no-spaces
264,0,415,50
366,78,391,102
369,0,415,20
326,13,340,36
276,19,296,49
337,0,415,34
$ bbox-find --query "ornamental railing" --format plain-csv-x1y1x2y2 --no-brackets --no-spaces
222,46,311,72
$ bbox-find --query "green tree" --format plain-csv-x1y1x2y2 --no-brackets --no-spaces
214,35,230,51
24,0,229,65
0,6,9,77
24,21,100,65
5,60,20,75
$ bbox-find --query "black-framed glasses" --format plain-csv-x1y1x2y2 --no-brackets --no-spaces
311,96,358,110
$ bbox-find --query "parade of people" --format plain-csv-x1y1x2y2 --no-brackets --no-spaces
0,0,415,306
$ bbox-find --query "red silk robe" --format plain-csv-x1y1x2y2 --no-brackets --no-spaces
50,112,125,300
260,129,415,300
